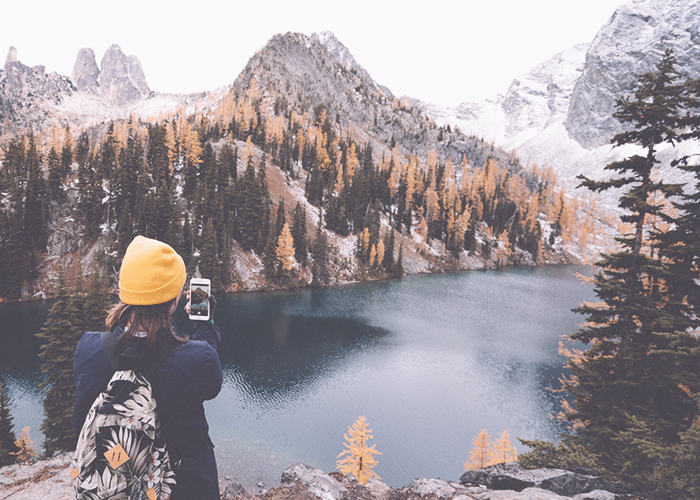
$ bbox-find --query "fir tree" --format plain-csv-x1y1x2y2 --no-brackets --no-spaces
291,202,308,266
0,382,19,466
199,218,223,293
561,49,700,475
36,265,85,455
84,263,111,332
311,215,330,286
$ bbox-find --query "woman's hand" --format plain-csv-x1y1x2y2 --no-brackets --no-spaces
184,290,191,314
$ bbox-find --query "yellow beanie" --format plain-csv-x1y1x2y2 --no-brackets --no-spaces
119,235,186,305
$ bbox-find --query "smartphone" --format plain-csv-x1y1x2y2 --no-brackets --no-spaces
189,278,211,321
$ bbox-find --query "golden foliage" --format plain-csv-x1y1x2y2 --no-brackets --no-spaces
336,416,381,485
489,429,518,465
463,429,492,470
464,428,517,470
276,223,296,272
11,426,38,464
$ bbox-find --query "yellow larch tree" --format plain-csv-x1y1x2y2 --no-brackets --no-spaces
165,120,178,172
496,229,512,267
488,429,518,465
346,142,357,183
336,416,381,485
276,223,296,272
377,239,385,267
361,227,371,253
369,244,377,267
11,427,37,464
464,429,492,470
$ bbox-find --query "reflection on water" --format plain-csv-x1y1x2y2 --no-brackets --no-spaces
0,265,595,491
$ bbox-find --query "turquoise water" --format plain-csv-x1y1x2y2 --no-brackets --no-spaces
0,265,595,490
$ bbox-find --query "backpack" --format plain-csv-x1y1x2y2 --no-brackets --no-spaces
71,331,179,500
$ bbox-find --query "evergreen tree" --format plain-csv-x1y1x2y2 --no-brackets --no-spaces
47,146,64,202
24,133,48,258
37,265,85,455
291,202,308,266
262,214,278,282
395,243,404,278
77,152,104,241
199,218,223,293
561,49,700,475
0,382,19,466
311,216,330,286
84,263,112,332
234,160,266,251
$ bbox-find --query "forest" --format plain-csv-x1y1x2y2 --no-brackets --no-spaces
0,69,602,301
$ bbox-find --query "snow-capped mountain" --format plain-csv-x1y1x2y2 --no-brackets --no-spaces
430,0,700,204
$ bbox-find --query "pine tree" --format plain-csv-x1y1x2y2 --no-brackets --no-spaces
311,216,330,286
84,263,111,332
561,49,700,474
336,415,381,485
37,265,85,455
291,202,308,266
199,218,223,293
0,382,19,466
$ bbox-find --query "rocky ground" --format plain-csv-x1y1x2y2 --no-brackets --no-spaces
0,456,644,500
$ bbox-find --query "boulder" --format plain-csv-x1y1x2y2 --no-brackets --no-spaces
280,463,347,500
220,476,250,499
460,464,619,497
408,478,457,498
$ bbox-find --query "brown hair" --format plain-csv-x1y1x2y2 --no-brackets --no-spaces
106,298,187,359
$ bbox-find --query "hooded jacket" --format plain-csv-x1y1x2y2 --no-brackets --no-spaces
73,321,223,500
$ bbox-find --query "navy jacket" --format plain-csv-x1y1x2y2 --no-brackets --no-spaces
73,321,223,500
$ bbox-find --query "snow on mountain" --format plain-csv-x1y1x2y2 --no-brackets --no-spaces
427,0,700,209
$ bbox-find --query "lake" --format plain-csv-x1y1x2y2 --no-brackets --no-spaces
0,265,596,491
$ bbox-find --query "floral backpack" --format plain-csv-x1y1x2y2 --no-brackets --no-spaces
71,331,178,500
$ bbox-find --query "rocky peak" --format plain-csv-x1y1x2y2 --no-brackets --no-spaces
72,48,99,95
98,44,150,107
565,0,700,148
312,31,361,73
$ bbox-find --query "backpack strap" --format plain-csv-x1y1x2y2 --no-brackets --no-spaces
101,330,181,377
101,331,120,371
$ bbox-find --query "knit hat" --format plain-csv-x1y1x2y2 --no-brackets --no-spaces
118,235,186,305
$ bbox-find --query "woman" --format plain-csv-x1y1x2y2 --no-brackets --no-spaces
72,235,223,499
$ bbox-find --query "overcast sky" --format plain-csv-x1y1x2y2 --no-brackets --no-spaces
2,0,624,108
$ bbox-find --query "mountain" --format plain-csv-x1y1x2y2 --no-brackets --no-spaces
0,31,601,300
0,44,199,134
233,31,520,173
430,0,700,204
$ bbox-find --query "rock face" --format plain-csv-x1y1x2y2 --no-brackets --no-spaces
99,44,150,107
565,0,700,148
0,46,75,132
71,48,99,95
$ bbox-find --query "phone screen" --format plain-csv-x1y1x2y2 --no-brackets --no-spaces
190,282,210,318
